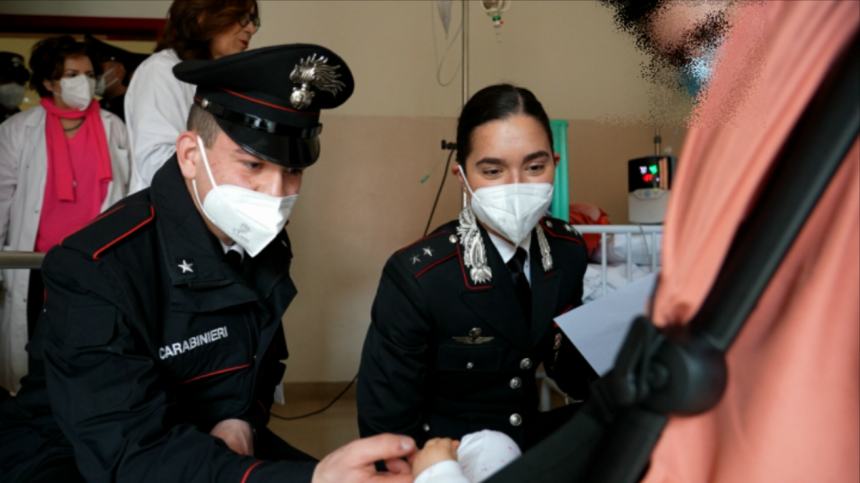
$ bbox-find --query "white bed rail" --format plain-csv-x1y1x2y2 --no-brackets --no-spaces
573,224,663,298
538,224,664,412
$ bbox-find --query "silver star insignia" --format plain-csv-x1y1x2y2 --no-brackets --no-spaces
411,255,421,265
422,247,434,257
178,260,194,274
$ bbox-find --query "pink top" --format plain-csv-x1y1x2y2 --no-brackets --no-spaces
643,2,858,482
35,127,109,252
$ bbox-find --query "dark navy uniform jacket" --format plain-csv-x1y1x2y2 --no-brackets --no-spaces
0,159,315,482
357,218,598,449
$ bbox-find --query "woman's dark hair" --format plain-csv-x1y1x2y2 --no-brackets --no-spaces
156,0,259,61
456,84,553,167
29,35,99,98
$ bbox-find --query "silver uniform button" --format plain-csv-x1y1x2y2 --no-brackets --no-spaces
509,413,522,427
519,357,532,370
509,377,522,389
422,423,430,432
466,361,475,370
448,234,458,244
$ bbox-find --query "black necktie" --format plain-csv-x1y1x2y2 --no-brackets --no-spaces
224,249,243,272
507,247,532,323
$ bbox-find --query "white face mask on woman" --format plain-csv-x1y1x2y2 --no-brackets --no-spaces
461,170,554,246
59,74,95,110
192,136,299,257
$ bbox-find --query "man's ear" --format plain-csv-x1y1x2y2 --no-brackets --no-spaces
176,131,199,181
553,153,561,166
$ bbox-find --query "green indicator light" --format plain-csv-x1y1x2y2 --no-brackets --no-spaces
649,165,658,174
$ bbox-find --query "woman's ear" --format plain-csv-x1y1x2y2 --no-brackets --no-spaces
43,79,56,96
451,163,467,187
176,131,199,181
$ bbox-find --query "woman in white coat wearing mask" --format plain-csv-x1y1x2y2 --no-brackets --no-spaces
124,0,260,193
0,36,130,393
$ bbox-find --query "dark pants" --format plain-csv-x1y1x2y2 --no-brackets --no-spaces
12,455,85,483
26,269,44,341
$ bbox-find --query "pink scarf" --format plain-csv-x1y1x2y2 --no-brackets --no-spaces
40,97,112,201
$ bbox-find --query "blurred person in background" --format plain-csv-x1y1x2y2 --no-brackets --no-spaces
0,35,130,394
85,34,148,122
0,52,30,123
124,0,260,192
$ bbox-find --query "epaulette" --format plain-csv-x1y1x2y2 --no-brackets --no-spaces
61,201,156,260
538,216,585,245
395,224,460,279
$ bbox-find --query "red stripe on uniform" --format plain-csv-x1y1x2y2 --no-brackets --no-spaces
222,89,316,116
60,204,127,247
240,461,264,483
181,362,251,384
542,226,584,245
92,206,156,260
455,244,491,291
415,252,456,279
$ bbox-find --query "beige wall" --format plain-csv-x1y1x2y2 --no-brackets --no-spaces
1,0,691,121
0,1,692,381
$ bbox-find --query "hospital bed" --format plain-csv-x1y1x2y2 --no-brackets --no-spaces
576,224,662,303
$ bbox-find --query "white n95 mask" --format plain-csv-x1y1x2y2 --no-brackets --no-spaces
59,74,95,110
461,171,554,246
94,67,120,97
192,136,298,257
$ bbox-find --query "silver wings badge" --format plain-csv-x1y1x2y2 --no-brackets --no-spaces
289,53,345,110
452,327,495,345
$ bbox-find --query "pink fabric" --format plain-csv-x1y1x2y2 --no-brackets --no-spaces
40,97,112,201
643,2,859,482
35,127,109,252
36,99,112,252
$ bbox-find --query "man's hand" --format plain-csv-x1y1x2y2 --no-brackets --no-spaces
210,418,254,456
411,438,460,478
312,433,416,483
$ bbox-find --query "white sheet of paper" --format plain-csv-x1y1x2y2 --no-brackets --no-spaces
555,273,657,376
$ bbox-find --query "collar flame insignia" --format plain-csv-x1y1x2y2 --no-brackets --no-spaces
289,53,345,110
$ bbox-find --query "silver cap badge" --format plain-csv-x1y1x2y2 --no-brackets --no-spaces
289,53,345,110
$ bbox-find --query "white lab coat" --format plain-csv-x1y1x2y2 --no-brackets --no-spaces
125,49,195,193
0,105,131,392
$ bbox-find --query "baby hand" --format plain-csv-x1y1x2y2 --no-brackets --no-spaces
412,438,460,477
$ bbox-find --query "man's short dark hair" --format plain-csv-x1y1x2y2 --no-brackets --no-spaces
187,104,222,147
599,0,662,51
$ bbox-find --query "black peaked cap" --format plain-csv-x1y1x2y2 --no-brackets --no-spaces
84,35,149,72
173,43,354,168
0,52,30,84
